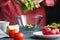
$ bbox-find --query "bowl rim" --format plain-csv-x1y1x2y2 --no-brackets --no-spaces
0,21,9,23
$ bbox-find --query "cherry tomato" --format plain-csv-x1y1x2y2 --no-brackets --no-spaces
14,32,24,40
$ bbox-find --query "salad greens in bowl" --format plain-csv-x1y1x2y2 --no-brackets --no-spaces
24,24,37,30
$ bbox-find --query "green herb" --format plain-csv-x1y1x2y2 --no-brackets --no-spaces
21,0,40,11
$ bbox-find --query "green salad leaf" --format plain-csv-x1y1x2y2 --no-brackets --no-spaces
25,24,36,29
21,0,40,11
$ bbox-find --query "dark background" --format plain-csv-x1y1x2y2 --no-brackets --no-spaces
45,0,60,25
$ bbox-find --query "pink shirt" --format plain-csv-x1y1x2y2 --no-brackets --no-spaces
0,0,22,25
0,0,46,26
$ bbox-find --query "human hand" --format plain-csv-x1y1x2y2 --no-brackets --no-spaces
20,0,43,4
33,0,43,4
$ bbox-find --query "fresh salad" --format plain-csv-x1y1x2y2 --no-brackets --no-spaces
25,24,37,29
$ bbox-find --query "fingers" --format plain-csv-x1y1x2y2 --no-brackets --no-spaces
33,0,43,4
20,0,25,3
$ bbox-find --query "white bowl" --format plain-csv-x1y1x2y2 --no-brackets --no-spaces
0,21,9,32
33,31,60,38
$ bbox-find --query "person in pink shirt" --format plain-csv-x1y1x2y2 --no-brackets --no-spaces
0,0,46,26
14,0,46,26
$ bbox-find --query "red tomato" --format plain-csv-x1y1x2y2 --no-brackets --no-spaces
59,32,60,34
52,27,60,34
8,30,17,38
14,32,24,40
48,29,56,35
42,27,51,35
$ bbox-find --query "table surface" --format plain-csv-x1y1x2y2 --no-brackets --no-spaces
0,27,60,40
0,31,60,40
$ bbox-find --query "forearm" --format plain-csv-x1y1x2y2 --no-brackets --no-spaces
14,0,43,5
